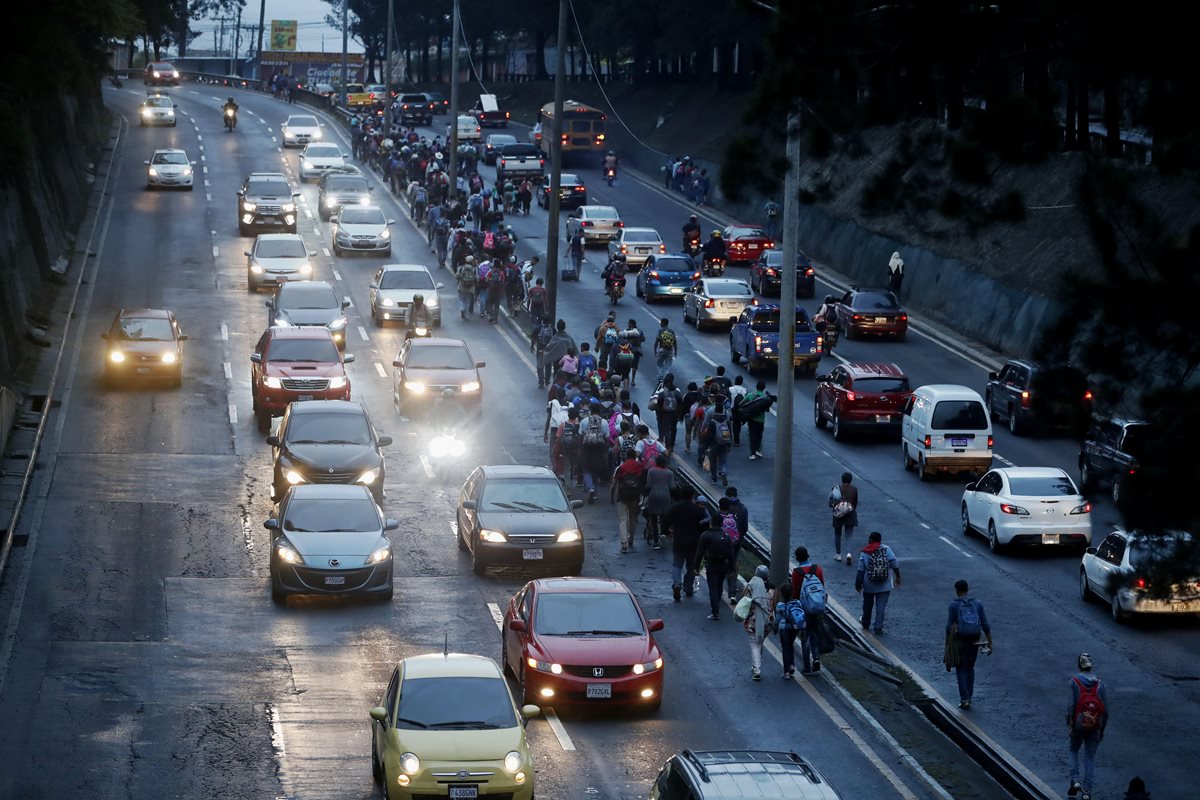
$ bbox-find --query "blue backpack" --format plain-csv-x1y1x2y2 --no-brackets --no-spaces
956,598,982,638
797,566,827,615
782,600,805,631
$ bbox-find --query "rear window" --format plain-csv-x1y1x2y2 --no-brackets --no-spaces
729,226,767,238
707,281,753,298
584,206,618,219
501,144,540,157
651,258,694,274
854,377,909,394
853,291,900,311
931,400,989,430
399,95,426,103
1030,367,1087,394
747,309,811,331
625,230,662,244
1007,475,1079,496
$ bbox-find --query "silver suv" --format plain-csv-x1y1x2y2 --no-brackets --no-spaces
651,750,842,800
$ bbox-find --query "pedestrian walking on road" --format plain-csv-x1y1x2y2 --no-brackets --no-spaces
699,396,733,486
623,318,645,387
556,407,582,486
775,583,803,679
739,380,770,459
611,448,646,554
642,454,673,549
540,320,576,388
888,251,905,299
946,579,992,710
653,317,678,381
830,471,859,564
455,257,478,319
736,565,775,680
728,375,748,445
790,547,826,674
665,486,709,601
681,382,703,453
595,311,620,371
763,199,781,241
1067,653,1108,800
695,516,737,621
650,374,683,452
723,488,748,600
854,531,900,635
579,402,610,504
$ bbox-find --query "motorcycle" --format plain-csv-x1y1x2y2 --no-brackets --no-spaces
702,256,725,277
815,319,838,353
606,278,625,305
224,108,238,131
605,166,616,186
427,428,467,483
404,324,432,342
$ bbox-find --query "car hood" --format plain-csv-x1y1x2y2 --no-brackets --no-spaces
396,727,523,761
152,164,188,174
254,256,308,271
328,193,371,204
304,156,344,166
264,361,345,378
339,221,387,236
477,510,577,538
533,633,652,666
286,126,320,135
377,288,438,306
401,367,475,387
283,531,385,558
278,309,342,326
283,443,380,472
113,339,177,355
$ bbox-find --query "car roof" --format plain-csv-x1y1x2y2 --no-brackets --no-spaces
267,326,338,340
401,653,502,680
255,233,305,242
247,172,288,180
340,204,384,213
381,263,432,273
993,466,1071,479
726,225,767,235
479,465,558,480
533,577,630,594
286,483,373,500
487,134,517,141
279,280,334,291
118,308,172,319
676,750,839,799
914,384,984,400
704,278,751,290
152,148,186,156
843,362,906,379
288,399,365,415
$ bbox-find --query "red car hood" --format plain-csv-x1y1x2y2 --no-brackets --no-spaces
532,633,656,666
264,361,346,378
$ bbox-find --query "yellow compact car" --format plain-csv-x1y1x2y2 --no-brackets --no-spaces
369,653,539,799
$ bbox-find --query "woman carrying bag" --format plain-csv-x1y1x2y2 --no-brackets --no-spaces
735,565,776,681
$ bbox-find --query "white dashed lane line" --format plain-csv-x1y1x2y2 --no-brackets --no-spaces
220,323,229,341
227,401,238,425
919,522,931,530
356,325,369,342
374,362,387,378
938,535,974,558
332,268,342,281
322,247,331,257
418,454,436,479
486,602,505,630
223,362,232,380
212,245,219,258
695,350,718,368
204,179,211,187
206,193,212,201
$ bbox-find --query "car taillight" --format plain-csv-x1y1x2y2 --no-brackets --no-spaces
853,314,863,321
505,111,511,119
1084,390,1093,401
923,434,931,449
899,313,908,321
816,336,823,353
648,271,659,279
1128,467,1137,475
754,335,763,350
691,272,701,280
615,221,624,227
620,245,627,253
368,92,375,99
766,268,778,276
1020,390,1031,408
561,133,568,142
1070,503,1092,515
1132,577,1148,590
659,244,666,253
987,435,994,448
1000,503,1030,515
805,268,815,276
596,133,605,143
539,159,545,167
704,299,715,308
845,390,855,402
765,242,774,248
581,221,593,227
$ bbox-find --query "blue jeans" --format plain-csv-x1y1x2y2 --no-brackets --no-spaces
671,553,695,595
458,290,474,315
655,351,674,381
955,637,979,702
861,590,890,632
1069,731,1100,791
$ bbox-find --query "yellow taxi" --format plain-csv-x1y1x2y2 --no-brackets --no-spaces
369,653,539,799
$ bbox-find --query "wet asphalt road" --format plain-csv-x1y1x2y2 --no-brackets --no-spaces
0,87,941,800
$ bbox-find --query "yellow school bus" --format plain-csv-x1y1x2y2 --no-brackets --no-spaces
535,100,608,156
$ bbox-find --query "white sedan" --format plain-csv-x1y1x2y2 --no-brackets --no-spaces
299,143,346,181
331,206,394,256
449,114,481,142
145,149,194,189
960,466,1092,553
1080,529,1200,623
280,114,323,147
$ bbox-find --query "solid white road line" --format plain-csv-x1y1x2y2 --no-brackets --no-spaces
543,708,577,752
223,362,232,380
938,535,974,558
418,454,436,479
357,325,369,342
374,361,387,378
995,453,1016,467
486,602,504,631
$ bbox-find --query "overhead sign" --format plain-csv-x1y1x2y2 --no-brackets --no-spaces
270,20,297,51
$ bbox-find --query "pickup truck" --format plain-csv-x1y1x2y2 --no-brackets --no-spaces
496,144,544,183
729,304,824,375
344,83,374,112
470,93,510,128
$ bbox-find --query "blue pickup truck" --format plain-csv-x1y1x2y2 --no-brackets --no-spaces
729,304,824,375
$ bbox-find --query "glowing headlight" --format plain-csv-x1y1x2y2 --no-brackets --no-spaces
284,130,296,138
358,197,369,205
399,752,420,775
152,70,161,78
274,318,289,327
147,167,158,176
312,129,322,139
479,529,507,543
109,350,126,363
556,528,581,543
324,197,336,207
161,351,177,364
263,377,283,388
503,751,523,773
242,201,257,212
171,70,179,78
404,381,426,393
142,108,152,117
285,471,305,485
250,264,264,273
425,294,438,307
328,318,347,330
380,229,390,239
357,468,379,485
299,262,312,274
460,381,481,393
182,167,192,176
631,658,664,675
282,202,296,213
367,545,391,564
526,658,562,674
275,543,302,564
380,298,394,307
328,376,347,389
429,435,466,458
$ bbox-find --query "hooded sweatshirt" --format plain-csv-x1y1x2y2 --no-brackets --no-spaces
855,541,897,593
540,331,576,369
1067,672,1108,733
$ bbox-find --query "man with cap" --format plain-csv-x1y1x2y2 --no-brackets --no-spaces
1067,652,1108,800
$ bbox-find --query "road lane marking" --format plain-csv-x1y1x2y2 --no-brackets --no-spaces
312,226,322,236
995,453,1016,467
357,325,369,341
188,90,200,95
322,247,331,257
204,179,211,186
271,136,278,143
220,323,229,341
830,350,850,365
205,192,211,201
332,268,342,281
267,703,287,758
305,208,314,219
223,361,232,380
418,454,436,479
919,522,931,530
212,245,219,258
543,708,576,751
200,155,205,162
374,361,387,378
486,602,504,630
228,401,238,425
343,296,352,307
196,134,203,142
695,350,718,368
202,166,208,174
938,535,974,558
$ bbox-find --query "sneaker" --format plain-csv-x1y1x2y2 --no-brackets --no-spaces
706,613,720,621
653,542,662,551
748,453,759,461
752,669,761,681
834,553,842,561
813,660,822,672
958,700,971,709
874,627,885,635
672,584,682,602
781,672,793,680
619,546,629,554
588,491,596,504
755,451,765,457
1080,794,1092,800
1068,782,1082,797
720,473,728,487
845,552,852,564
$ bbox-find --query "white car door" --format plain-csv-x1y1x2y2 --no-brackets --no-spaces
972,471,1002,529
1091,532,1128,600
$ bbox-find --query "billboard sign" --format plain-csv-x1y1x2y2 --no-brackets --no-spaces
270,20,297,52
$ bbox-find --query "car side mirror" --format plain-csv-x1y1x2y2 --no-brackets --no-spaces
265,435,280,447
308,250,318,258
244,251,251,257
965,482,977,492
368,186,374,191
815,374,827,383
475,361,486,368
263,518,279,530
392,359,402,367
988,371,999,381
368,706,388,724
329,216,338,224
250,353,262,363
100,333,109,340
178,334,189,341
462,499,477,511
342,354,356,363
647,618,665,633
143,160,150,165
292,191,301,198
377,436,393,447
570,499,584,510
384,518,400,530
341,300,351,309
508,619,527,632
369,283,379,290
264,300,272,308
520,704,541,720
237,190,244,197
1086,547,1098,555
435,282,445,290
173,104,178,109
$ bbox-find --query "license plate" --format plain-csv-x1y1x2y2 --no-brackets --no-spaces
324,576,346,585
136,367,151,374
1041,534,1060,545
637,248,649,254
749,243,759,249
876,414,891,423
522,549,544,560
874,316,889,323
449,786,478,799
297,395,314,401
586,684,612,699
1053,402,1069,414
950,437,969,447
669,287,683,293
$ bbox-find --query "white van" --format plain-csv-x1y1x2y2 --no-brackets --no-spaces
900,384,993,480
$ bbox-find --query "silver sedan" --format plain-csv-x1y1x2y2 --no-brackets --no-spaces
331,206,394,256
682,278,756,330
566,205,623,245
607,227,666,267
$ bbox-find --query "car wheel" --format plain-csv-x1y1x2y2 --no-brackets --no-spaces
456,518,469,552
170,370,183,390
694,313,703,331
566,561,583,576
961,503,972,536
470,544,486,575
271,579,287,605
1008,405,1022,435
501,635,511,676
832,410,845,441
332,243,342,257
1079,569,1094,603
902,444,915,471
987,520,1002,553
239,222,249,236
372,305,383,327
745,348,755,374
371,735,383,783
519,663,533,705
1111,477,1122,506
636,281,643,298
916,456,930,481
1079,462,1093,493
895,330,907,342
843,321,855,340
1111,593,1129,624
730,336,740,364
682,305,690,324
255,406,271,434
814,397,827,429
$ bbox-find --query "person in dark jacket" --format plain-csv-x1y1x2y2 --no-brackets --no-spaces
652,373,684,453
1122,777,1150,800
539,320,576,387
1067,653,1108,800
723,487,749,600
946,579,992,709
664,486,709,602
694,519,737,621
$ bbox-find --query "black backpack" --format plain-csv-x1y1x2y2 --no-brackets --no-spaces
559,421,581,453
617,467,645,500
707,529,734,568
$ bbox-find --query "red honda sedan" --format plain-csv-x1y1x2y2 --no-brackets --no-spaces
722,224,775,265
502,577,665,712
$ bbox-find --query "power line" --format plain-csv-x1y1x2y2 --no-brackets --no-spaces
456,12,490,95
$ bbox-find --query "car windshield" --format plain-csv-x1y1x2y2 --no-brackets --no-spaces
394,676,517,730
1007,474,1079,496
852,376,908,394
146,97,172,108
306,145,341,158
562,174,580,184
152,152,187,165
853,291,900,310
325,177,367,192
709,282,753,298
250,180,291,197
405,346,473,369
535,592,644,636
931,400,989,430
286,413,371,445
747,309,811,331
266,338,339,362
380,270,435,290
729,226,767,238
339,207,385,225
117,317,173,340
256,239,307,259
626,231,662,244
479,477,569,512
282,498,379,532
288,116,317,127
279,284,338,310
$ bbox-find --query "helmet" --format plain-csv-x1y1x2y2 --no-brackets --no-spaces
607,150,615,156
441,388,456,399
711,230,722,238
689,214,698,221
228,97,234,103
413,294,425,304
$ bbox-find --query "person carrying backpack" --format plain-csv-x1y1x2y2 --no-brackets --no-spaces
485,263,506,323
532,322,554,384
556,406,583,487
665,485,709,601
717,495,745,601
580,402,611,504
650,373,684,452
854,531,901,635
694,517,737,622
455,256,478,319
594,311,619,371
527,276,548,327
738,380,772,459
946,579,992,709
610,449,646,553
642,453,673,550
576,342,598,381
623,318,645,388
700,397,734,486
612,333,637,388
653,317,678,381
539,320,576,389
790,546,827,674
1066,653,1108,800
829,471,860,564
775,583,804,679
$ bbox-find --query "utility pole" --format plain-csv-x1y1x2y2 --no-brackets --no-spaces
447,0,462,200
384,0,395,132
255,0,266,79
543,0,568,323
340,0,349,109
232,6,242,76
770,110,801,589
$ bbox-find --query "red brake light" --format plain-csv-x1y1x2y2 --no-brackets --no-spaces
620,245,627,253
754,335,763,349
899,313,908,321
1084,390,1093,401
852,314,863,321
923,434,931,449
987,435,994,448
1000,503,1029,515
659,244,666,253
649,271,659,279
1133,577,1148,590
368,92,375,99
1128,468,1137,475
846,391,856,402
505,111,511,118
581,221,593,227
692,272,701,280
1020,390,1031,408
615,221,624,227
704,299,715,308
539,159,545,167
805,268,815,276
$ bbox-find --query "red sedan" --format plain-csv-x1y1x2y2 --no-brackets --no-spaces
502,577,665,712
722,225,775,265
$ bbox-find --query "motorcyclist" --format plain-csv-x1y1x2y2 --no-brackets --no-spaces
404,294,434,340
604,150,619,181
701,229,726,261
222,97,239,128
681,214,701,248
431,388,467,432
602,254,628,296
814,294,840,329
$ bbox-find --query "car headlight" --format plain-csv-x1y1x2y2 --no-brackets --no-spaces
366,545,390,564
425,294,438,307
358,197,369,205
297,262,311,275
142,108,152,117
282,202,296,213
329,318,347,330
526,658,562,674
632,657,664,675
312,128,322,139
242,201,257,212
273,318,289,327
503,751,523,773
404,381,426,393
275,543,303,564
182,167,192,176
399,752,420,775
285,470,305,485
335,230,350,241
171,70,179,78
479,529,507,543
328,376,347,389
380,297,394,307
109,350,125,363
556,528,581,543
147,167,158,177
429,435,466,458
161,352,177,364
152,70,161,78
324,197,336,207
264,376,283,388
250,264,263,273
357,468,379,485
284,130,295,138
460,380,481,393
380,229,390,239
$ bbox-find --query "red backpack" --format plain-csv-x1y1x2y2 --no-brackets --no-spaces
1071,677,1105,733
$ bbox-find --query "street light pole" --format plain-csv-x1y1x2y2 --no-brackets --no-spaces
770,110,801,589
256,0,266,79
543,0,569,324
447,0,461,202
384,0,395,133
340,0,349,110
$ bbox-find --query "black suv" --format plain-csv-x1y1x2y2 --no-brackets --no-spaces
317,168,372,221
651,750,842,800
1079,417,1152,504
395,93,433,126
237,173,300,236
267,400,392,502
985,360,1091,436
